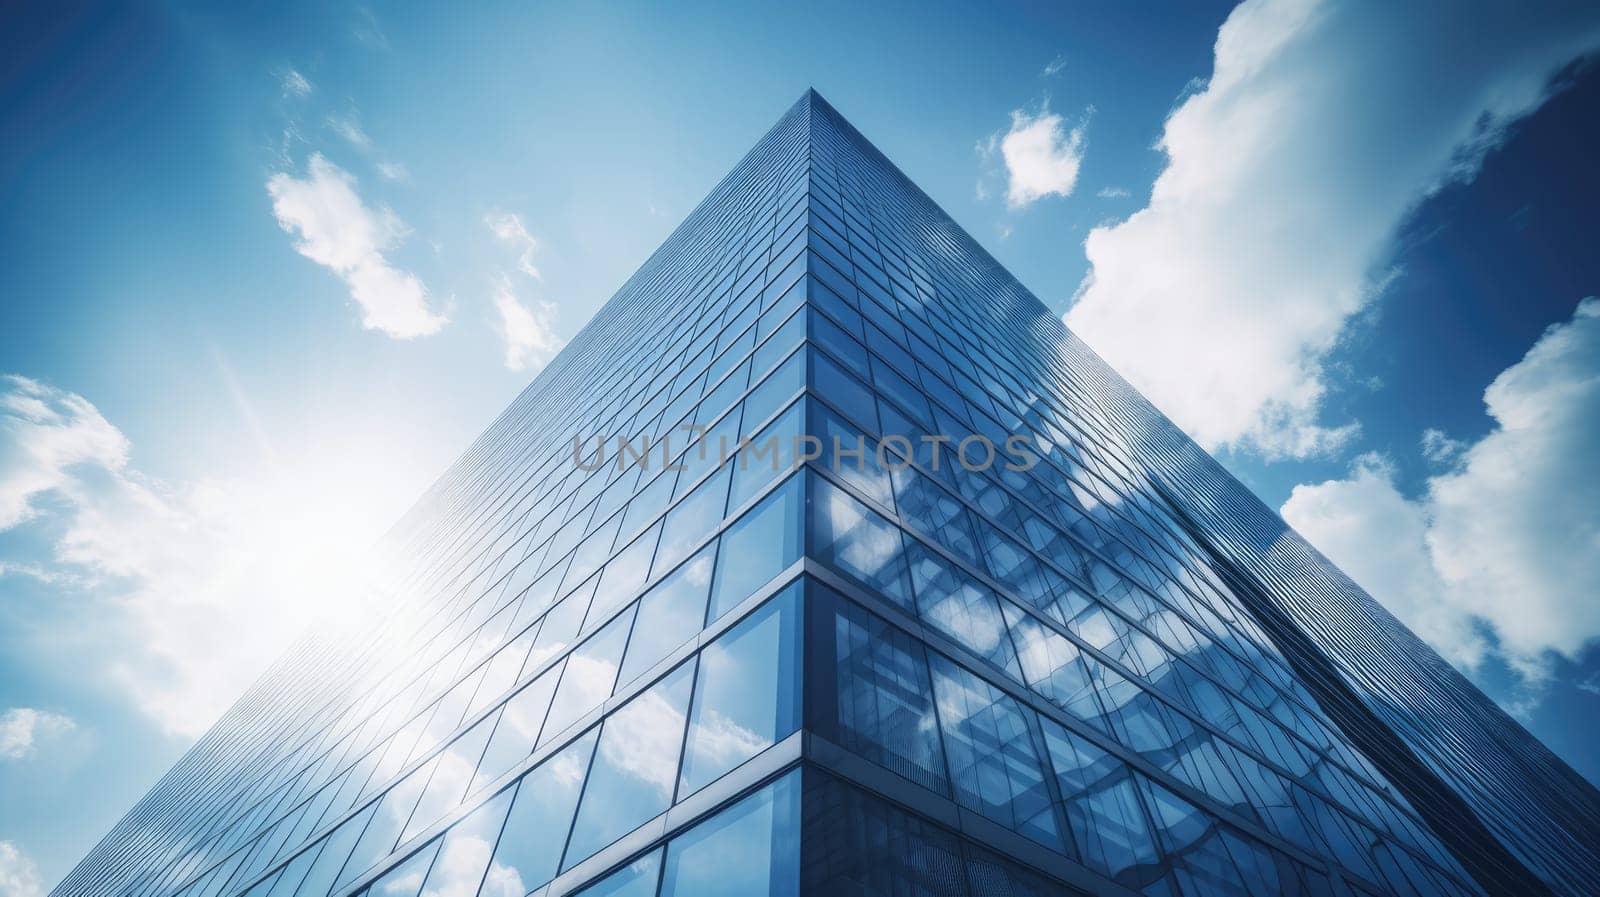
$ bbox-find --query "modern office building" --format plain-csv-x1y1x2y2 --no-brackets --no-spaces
52,91,1600,897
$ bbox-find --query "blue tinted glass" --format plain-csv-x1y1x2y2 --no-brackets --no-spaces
752,309,804,377
403,715,495,841
1039,717,1159,883
363,841,438,897
809,348,878,431
672,416,738,498
291,803,375,897
261,843,319,897
929,655,1063,851
660,769,800,897
618,544,715,688
621,470,676,534
338,767,430,888
742,348,804,430
812,399,894,507
807,474,912,609
706,474,802,622
590,521,661,625
729,399,802,510
564,663,695,869
417,788,512,897
472,666,560,793
657,464,730,571
572,849,662,897
679,584,802,794
527,587,592,670
486,729,597,895
820,591,950,794
541,608,635,746
905,543,1023,681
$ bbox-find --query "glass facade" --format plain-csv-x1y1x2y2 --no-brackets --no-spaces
53,91,1600,897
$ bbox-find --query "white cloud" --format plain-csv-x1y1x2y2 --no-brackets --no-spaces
0,376,392,737
1420,427,1465,465
0,376,127,529
0,708,74,760
1096,186,1131,199
376,161,409,182
281,69,312,98
1067,0,1600,458
1042,55,1067,77
982,105,1087,209
327,114,372,150
0,842,43,897
485,211,542,280
1283,298,1600,680
492,279,563,374
267,154,448,339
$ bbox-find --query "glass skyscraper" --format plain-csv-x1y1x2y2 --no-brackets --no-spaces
53,91,1600,897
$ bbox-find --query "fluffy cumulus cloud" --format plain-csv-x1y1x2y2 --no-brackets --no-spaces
491,279,563,373
1067,0,1600,458
1283,298,1600,678
0,708,74,760
267,154,448,339
0,842,43,897
982,105,1087,209
0,376,386,737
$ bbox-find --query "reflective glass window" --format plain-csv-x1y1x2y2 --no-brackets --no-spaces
706,474,801,622
617,545,715,688
679,584,802,794
929,655,1062,850
572,849,662,897
659,769,800,897
364,842,438,897
815,590,949,794
541,608,635,745
485,730,597,896
417,788,512,897
563,663,695,869
729,399,802,510
657,465,730,571
807,474,912,609
1039,717,1159,883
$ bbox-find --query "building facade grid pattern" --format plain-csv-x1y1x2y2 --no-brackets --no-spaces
51,91,1600,897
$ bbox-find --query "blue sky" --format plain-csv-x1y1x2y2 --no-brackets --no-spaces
2,0,1598,891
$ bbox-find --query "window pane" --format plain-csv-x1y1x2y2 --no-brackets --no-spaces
1039,717,1158,884
729,399,801,511
418,788,513,897
679,584,802,795
291,803,375,897
807,474,912,609
929,655,1062,851
403,716,496,841
589,521,661,626
484,730,598,896
527,589,591,670
658,464,730,571
571,849,662,897
660,769,800,897
541,608,635,747
819,592,949,794
564,663,696,869
706,474,801,623
471,666,560,793
365,841,439,897
618,544,715,688
338,767,430,888
905,543,1023,681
